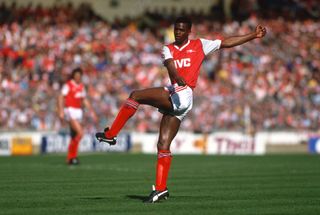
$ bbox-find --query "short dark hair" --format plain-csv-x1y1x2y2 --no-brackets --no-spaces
174,16,192,29
70,67,83,79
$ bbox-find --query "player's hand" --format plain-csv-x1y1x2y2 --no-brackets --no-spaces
175,76,186,86
255,25,267,38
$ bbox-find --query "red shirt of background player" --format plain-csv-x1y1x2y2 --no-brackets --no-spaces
62,80,86,108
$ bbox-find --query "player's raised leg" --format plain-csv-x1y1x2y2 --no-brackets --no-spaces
96,87,173,144
144,114,181,203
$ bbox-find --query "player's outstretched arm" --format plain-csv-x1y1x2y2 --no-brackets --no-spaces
220,25,266,48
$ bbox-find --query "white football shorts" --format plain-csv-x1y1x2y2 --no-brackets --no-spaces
159,84,193,121
64,107,83,121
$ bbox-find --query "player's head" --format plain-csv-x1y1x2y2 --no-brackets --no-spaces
70,68,83,83
174,16,192,45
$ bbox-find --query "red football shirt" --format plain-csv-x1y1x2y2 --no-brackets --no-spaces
61,80,86,108
162,39,221,89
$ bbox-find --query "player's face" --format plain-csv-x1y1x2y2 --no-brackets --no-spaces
174,23,190,45
73,72,82,84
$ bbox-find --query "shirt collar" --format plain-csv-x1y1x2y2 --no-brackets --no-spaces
174,40,190,51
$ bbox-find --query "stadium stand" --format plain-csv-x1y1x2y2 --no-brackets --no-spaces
0,0,319,133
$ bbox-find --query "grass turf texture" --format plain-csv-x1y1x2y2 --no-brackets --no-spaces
0,154,319,215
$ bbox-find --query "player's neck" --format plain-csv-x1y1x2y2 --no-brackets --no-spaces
71,79,81,85
174,39,189,47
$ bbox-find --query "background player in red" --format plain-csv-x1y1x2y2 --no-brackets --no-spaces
58,68,97,165
96,17,267,202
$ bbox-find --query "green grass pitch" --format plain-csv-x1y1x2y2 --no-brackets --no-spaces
0,154,319,215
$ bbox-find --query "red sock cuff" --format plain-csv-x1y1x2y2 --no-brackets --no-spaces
125,98,139,109
158,150,172,158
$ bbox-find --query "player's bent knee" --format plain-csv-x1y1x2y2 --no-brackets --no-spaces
129,90,139,101
129,90,145,104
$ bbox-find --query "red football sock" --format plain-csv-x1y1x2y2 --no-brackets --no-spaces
67,135,82,160
105,98,139,138
155,150,172,191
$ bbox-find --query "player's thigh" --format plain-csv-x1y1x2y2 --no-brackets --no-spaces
157,114,181,150
130,87,172,111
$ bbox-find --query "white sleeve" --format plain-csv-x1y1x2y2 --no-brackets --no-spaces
61,84,69,96
200,38,222,55
161,46,173,62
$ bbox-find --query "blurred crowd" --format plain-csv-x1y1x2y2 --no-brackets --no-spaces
0,1,319,133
